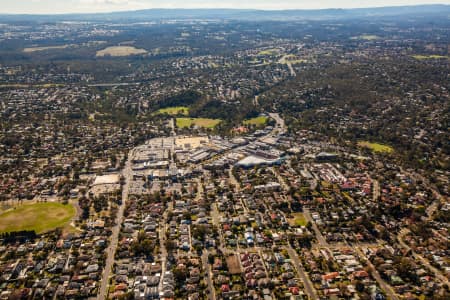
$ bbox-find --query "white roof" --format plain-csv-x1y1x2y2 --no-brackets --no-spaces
236,155,270,167
93,174,120,185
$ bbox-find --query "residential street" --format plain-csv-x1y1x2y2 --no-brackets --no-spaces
355,247,399,300
284,246,318,300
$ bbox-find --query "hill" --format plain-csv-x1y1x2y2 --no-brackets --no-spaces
1,5,449,22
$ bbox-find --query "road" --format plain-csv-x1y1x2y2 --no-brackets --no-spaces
355,247,399,300
228,167,249,213
201,251,216,300
286,62,296,77
169,118,176,136
210,203,226,252
253,95,259,106
87,82,140,87
426,200,440,220
397,229,448,284
284,246,318,300
228,167,241,191
97,149,133,300
268,112,287,135
372,179,380,201
195,178,204,202
278,55,297,77
64,246,72,271
431,229,448,243
400,167,445,220
158,202,172,293
269,167,289,191
303,208,329,247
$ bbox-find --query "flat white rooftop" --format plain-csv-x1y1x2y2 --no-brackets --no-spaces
93,174,120,185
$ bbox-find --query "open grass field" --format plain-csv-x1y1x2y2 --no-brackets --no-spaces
226,254,242,274
209,62,219,68
23,45,72,52
0,202,76,234
358,141,394,153
176,117,221,128
351,35,380,41
96,46,148,57
287,212,308,227
258,48,280,56
156,106,189,116
412,55,449,60
0,83,65,88
243,116,269,126
249,60,271,67
278,54,309,65
284,59,309,64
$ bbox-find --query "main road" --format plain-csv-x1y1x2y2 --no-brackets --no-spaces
97,150,134,300
158,202,172,294
268,112,287,135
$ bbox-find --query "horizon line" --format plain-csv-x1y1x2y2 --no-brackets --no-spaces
1,3,449,16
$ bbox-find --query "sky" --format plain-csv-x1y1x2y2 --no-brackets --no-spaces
0,0,449,14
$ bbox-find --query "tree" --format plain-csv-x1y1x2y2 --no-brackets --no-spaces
355,280,365,293
173,267,187,282
165,239,176,251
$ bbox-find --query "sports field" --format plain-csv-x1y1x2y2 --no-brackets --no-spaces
358,141,393,153
243,116,269,126
412,55,449,60
287,213,308,227
23,45,72,52
96,46,147,57
351,35,380,40
176,117,221,128
278,54,309,65
0,202,76,234
156,106,189,116
258,48,280,56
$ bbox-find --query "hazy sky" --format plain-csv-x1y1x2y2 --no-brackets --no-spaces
1,0,449,14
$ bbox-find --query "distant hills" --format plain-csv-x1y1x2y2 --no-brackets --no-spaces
1,5,450,22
